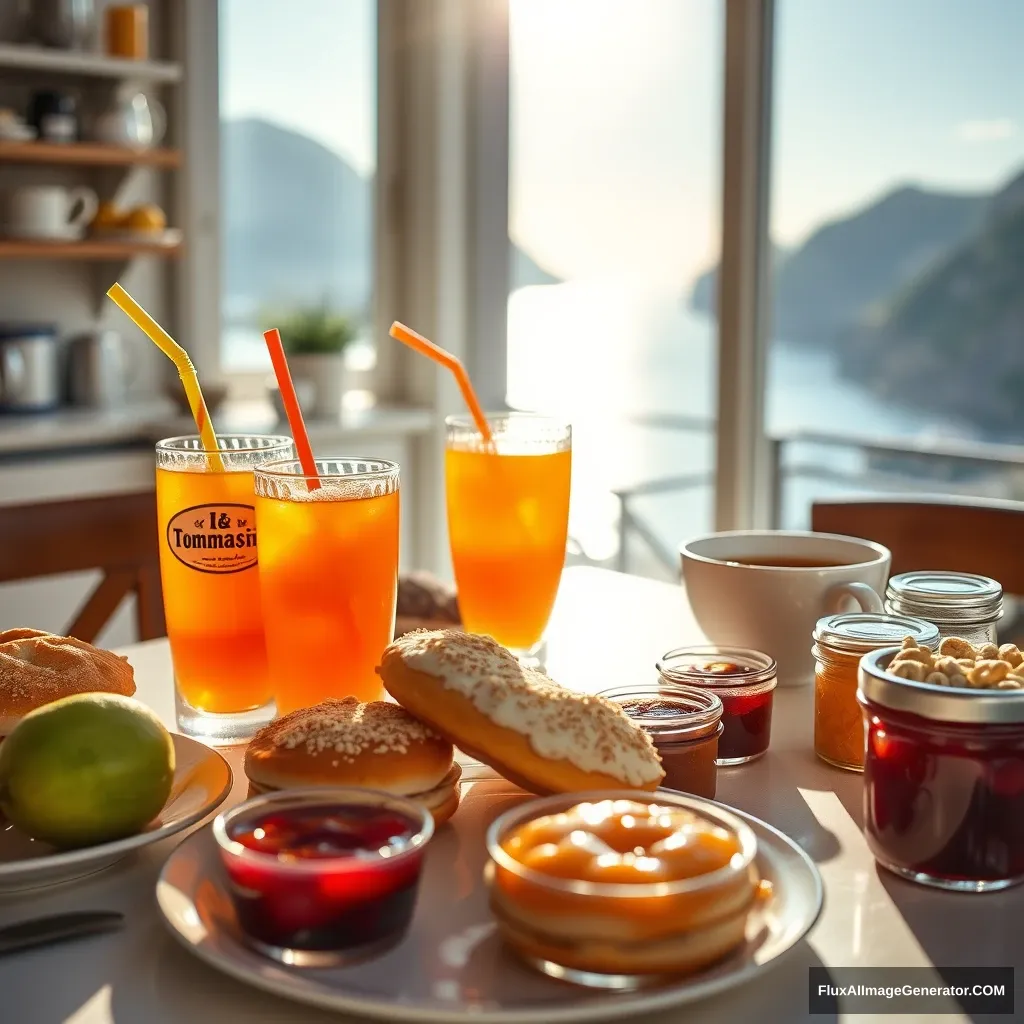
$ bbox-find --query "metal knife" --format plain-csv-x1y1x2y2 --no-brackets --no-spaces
0,911,124,956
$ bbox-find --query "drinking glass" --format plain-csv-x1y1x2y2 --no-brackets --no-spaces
253,458,400,714
155,434,295,743
445,413,571,662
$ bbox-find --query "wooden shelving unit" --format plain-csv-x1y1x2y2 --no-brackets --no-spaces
0,43,182,83
0,239,182,260
0,141,181,168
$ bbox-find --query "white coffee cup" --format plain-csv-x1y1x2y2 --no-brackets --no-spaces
680,530,892,687
7,185,98,240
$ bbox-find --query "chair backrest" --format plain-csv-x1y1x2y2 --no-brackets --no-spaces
810,495,1024,595
0,491,166,642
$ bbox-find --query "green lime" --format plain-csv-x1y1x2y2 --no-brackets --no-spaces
0,693,175,849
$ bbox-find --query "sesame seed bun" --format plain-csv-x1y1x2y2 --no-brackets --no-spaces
244,698,462,824
0,628,136,736
377,630,664,796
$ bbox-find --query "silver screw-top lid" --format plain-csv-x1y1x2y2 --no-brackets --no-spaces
859,647,1024,724
812,612,940,656
885,571,1003,626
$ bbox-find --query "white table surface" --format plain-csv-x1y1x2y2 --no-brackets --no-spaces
1,567,1016,1023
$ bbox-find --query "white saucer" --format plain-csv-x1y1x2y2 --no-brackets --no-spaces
157,778,823,1023
3,226,85,242
0,733,232,891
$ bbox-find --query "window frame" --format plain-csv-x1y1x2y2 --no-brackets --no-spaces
470,0,778,536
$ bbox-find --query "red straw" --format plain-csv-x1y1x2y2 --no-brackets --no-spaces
263,328,321,491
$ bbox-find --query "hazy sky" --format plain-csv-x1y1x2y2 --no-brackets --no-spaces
221,0,1024,284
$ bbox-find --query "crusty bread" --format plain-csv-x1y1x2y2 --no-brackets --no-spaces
0,628,136,735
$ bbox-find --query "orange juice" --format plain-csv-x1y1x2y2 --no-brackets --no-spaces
254,459,400,714
155,435,293,738
445,416,571,650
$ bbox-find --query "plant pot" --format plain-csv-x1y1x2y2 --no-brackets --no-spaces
286,353,349,420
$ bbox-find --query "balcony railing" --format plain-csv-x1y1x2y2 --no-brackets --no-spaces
610,416,1024,576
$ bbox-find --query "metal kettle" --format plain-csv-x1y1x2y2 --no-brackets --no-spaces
0,325,61,413
66,329,132,407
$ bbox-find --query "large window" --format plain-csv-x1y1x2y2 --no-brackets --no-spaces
507,0,723,579
218,0,377,375
763,0,1024,525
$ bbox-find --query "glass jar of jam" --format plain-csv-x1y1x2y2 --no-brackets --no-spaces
213,787,434,965
812,613,938,772
656,647,776,765
598,684,723,798
485,791,762,987
885,571,1003,647
859,648,1024,891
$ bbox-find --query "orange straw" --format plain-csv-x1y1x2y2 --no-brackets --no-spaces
263,328,321,491
389,322,492,443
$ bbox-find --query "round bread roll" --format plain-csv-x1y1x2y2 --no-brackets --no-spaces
377,630,664,795
0,628,137,736
245,697,462,824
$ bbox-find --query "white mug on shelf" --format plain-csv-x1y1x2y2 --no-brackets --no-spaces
6,185,99,240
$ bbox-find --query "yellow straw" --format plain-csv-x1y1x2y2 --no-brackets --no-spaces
107,283,225,472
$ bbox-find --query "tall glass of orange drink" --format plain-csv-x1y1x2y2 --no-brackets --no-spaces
445,414,571,661
253,458,400,714
155,434,295,743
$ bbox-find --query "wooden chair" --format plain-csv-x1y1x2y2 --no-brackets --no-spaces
0,491,166,643
810,495,1024,595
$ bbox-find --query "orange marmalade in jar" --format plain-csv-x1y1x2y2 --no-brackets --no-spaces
484,792,764,988
812,613,939,771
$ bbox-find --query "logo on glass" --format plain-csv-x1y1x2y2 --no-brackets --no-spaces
166,503,258,574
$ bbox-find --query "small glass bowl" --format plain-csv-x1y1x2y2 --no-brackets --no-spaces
213,787,434,966
484,790,759,989
598,684,723,798
657,646,777,765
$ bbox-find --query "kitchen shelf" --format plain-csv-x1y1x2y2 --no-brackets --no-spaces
0,43,182,83
0,141,181,167
0,239,182,259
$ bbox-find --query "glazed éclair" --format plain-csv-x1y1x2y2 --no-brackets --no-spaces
377,630,664,794
0,628,137,736
244,697,462,825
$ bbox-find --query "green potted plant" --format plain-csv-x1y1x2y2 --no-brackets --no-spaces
266,304,358,419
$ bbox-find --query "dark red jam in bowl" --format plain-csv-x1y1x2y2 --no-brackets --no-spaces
859,648,1024,892
213,789,434,965
657,647,777,765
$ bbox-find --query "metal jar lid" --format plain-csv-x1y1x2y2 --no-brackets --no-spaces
885,571,1003,626
812,612,940,656
859,647,1024,724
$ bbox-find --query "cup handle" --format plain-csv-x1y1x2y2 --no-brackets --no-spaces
822,581,883,615
67,188,99,230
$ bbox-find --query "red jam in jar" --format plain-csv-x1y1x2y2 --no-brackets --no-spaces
599,685,723,798
213,788,434,964
859,648,1024,892
657,647,776,765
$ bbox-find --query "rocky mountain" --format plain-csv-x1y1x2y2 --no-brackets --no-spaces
223,118,559,320
840,169,1024,438
689,186,987,346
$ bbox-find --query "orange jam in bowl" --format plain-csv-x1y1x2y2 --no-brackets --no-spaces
484,791,761,988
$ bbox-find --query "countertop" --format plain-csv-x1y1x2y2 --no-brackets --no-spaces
0,400,435,458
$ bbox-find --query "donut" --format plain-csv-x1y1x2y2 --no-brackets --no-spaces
377,630,664,795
